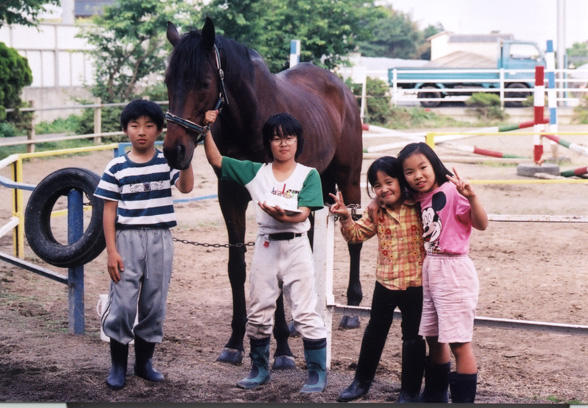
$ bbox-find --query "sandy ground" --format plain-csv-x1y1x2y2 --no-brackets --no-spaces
0,125,587,403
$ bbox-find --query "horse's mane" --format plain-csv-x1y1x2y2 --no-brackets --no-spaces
166,29,258,86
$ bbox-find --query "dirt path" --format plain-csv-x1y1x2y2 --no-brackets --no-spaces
1,126,587,403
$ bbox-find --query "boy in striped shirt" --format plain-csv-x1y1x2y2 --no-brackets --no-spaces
94,99,194,390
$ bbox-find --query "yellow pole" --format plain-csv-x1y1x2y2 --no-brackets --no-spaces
12,158,25,258
425,132,436,149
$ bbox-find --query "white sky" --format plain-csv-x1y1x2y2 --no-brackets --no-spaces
385,0,587,51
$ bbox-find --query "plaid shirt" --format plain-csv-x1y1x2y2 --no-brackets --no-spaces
340,201,425,290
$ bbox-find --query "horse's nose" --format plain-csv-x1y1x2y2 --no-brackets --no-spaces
163,142,186,169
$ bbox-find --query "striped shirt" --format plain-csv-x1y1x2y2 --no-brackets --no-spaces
94,150,180,229
340,201,425,290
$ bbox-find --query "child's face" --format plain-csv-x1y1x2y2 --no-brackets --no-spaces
402,153,438,194
270,133,298,162
372,170,403,210
124,115,161,153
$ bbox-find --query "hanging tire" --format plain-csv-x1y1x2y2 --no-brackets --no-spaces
25,167,106,268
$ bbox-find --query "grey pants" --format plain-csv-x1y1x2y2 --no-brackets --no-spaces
102,228,174,344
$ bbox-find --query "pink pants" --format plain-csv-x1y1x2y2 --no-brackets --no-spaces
418,254,479,343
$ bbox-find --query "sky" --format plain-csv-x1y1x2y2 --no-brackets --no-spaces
384,0,587,51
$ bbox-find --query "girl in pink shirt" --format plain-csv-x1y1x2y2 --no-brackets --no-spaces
398,142,488,403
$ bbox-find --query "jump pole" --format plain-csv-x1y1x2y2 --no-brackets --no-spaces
533,65,545,164
545,40,559,160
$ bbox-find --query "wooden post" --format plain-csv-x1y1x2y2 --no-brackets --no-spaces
27,100,35,154
68,189,85,334
93,97,102,145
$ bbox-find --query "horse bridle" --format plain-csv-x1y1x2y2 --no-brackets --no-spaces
165,44,229,144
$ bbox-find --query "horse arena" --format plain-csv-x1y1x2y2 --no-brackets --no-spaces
0,125,587,403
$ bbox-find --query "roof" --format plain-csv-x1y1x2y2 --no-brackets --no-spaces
428,31,514,43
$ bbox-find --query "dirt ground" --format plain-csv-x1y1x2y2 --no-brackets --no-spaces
1,126,587,404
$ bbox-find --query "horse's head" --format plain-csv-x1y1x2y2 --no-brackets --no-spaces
164,17,226,169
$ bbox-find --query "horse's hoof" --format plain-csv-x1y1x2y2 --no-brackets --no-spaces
288,322,300,337
216,348,243,365
339,315,361,330
273,355,296,370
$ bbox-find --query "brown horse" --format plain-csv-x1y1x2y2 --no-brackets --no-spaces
164,17,363,367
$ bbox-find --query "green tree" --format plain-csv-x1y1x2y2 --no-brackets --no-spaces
78,0,196,103
568,41,588,67
201,0,381,72
357,5,423,59
0,42,32,124
0,0,60,28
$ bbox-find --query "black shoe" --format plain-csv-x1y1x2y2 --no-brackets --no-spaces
338,378,372,402
134,337,164,382
106,339,128,390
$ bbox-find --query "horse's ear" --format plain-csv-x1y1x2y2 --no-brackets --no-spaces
167,21,181,48
202,17,215,51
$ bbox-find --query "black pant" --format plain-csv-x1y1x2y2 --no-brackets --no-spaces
366,282,423,342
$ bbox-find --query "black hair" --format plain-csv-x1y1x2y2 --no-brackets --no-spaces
262,113,305,160
120,99,165,131
366,156,406,200
397,142,453,192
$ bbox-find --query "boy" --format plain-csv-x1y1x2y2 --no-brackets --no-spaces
94,99,194,390
203,110,328,393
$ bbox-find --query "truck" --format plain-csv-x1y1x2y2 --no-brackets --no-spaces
388,33,546,108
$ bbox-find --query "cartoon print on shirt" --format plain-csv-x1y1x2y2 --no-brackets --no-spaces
421,192,446,253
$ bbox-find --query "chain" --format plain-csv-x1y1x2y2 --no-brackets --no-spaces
173,237,255,248
175,204,361,248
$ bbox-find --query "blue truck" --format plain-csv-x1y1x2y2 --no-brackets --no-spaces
388,39,546,108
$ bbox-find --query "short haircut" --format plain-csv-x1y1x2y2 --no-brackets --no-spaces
120,99,165,131
366,156,406,200
397,142,453,192
262,113,305,160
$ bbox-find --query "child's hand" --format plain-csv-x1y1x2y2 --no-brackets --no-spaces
107,252,124,283
328,192,351,221
366,197,382,221
204,110,218,125
447,167,476,200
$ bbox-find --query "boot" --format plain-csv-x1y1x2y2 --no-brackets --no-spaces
106,339,128,390
449,372,477,403
237,337,271,389
419,359,450,403
301,338,327,393
338,328,386,402
397,338,426,403
134,336,164,382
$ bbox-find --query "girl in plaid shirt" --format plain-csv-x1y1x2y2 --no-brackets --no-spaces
330,156,426,403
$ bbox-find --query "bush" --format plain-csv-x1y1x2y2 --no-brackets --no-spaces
0,42,32,121
347,77,392,125
465,93,507,121
0,122,15,137
573,95,588,124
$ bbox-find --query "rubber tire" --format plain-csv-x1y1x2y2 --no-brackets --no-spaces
505,83,530,108
25,167,106,268
418,86,442,108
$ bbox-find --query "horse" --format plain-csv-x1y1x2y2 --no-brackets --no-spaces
163,17,364,367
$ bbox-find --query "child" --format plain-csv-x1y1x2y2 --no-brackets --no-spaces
397,142,488,403
329,156,427,403
203,110,328,393
94,99,194,390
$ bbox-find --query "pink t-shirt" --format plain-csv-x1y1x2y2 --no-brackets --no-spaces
415,182,472,255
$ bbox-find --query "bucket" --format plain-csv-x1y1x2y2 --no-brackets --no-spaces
96,294,137,343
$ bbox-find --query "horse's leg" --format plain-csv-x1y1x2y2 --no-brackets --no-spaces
216,182,249,365
328,164,364,329
272,292,296,369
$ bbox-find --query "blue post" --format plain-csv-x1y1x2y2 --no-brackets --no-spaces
68,188,85,334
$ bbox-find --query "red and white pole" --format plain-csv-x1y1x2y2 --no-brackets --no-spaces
533,66,545,164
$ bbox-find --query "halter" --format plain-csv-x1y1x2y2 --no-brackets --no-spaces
165,44,229,143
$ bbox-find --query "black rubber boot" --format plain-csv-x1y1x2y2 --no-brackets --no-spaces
419,359,450,403
134,337,164,382
449,372,477,403
338,328,386,402
237,337,271,389
106,339,128,390
397,338,426,403
301,338,327,393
